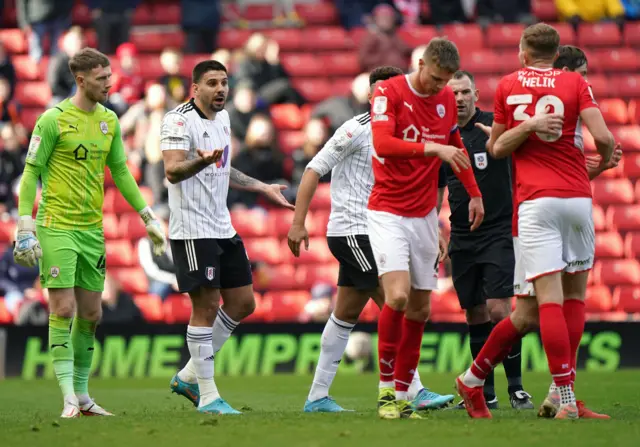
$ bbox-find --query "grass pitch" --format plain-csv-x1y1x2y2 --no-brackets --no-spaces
1,371,638,447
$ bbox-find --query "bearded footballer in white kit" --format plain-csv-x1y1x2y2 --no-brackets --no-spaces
287,66,454,413
160,60,294,415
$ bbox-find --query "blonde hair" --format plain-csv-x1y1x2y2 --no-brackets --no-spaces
423,38,460,73
521,23,560,60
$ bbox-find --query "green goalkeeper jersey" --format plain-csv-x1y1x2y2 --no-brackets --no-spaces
25,99,126,231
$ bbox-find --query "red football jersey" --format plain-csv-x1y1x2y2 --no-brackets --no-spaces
369,75,472,217
495,67,598,212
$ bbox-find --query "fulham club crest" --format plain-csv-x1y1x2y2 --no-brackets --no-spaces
100,121,108,134
206,267,215,280
436,104,446,118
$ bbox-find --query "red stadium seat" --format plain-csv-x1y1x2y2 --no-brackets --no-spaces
218,29,252,50
0,219,16,242
586,74,613,98
599,98,629,125
20,108,43,130
611,125,640,151
585,285,613,312
131,3,153,25
108,186,153,214
606,205,640,231
323,52,360,77
398,26,438,48
635,180,640,203
596,259,640,286
296,2,340,25
163,294,192,324
592,178,635,205
331,77,355,97
106,239,135,267
617,75,640,98
267,208,302,237
262,291,310,322
624,232,640,258
12,55,45,81
595,231,624,258
309,183,332,210
578,22,622,48
254,263,300,291
292,79,332,103
474,76,501,100
441,24,484,52
461,50,502,74
307,209,330,237
264,29,304,52
486,24,525,48
281,53,324,77
625,22,640,47
630,99,640,125
118,212,149,241
241,4,274,20
349,27,369,46
131,30,185,53
133,294,164,323
103,213,120,240
0,29,27,54
553,22,576,46
592,49,640,73
282,237,333,264
0,298,13,324
359,299,380,322
270,104,304,130
302,27,353,51
230,208,268,237
613,286,640,313
430,290,463,315
277,130,305,155
151,3,181,25
297,263,340,289
622,153,640,179
244,237,284,264
111,267,149,294
531,0,558,21
15,82,51,107
72,3,92,26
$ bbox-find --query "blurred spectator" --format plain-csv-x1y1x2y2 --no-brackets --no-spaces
476,0,534,25
212,48,232,70
159,48,190,104
227,82,262,143
312,72,370,135
101,274,143,324
0,124,27,216
228,115,285,209
556,0,625,25
291,118,330,187
120,83,173,205
411,44,427,71
334,0,383,29
394,0,421,26
47,26,84,106
17,0,73,62
0,243,40,319
138,219,178,301
109,43,145,115
623,0,640,19
301,283,335,323
272,0,304,26
0,77,27,144
182,0,221,54
358,4,411,72
88,0,140,54
235,33,304,106
0,42,16,101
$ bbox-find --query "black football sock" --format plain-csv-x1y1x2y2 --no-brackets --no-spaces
503,336,524,394
469,321,495,400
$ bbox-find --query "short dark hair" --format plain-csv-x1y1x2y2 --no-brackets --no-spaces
369,66,404,86
68,48,110,75
521,23,560,60
423,37,460,73
452,70,475,85
192,60,227,84
554,45,588,71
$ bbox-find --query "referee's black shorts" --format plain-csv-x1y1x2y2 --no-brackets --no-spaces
170,234,253,293
448,233,514,310
327,235,379,290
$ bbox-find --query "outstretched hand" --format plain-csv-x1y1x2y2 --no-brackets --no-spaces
261,184,295,211
196,148,224,165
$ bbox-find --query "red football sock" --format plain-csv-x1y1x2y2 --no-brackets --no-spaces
563,299,585,389
539,303,572,386
394,316,425,393
470,317,521,381
378,304,403,383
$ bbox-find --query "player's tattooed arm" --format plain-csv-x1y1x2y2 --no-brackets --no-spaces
163,148,223,184
229,167,263,192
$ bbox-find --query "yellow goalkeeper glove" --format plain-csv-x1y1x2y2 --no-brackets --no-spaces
139,206,167,256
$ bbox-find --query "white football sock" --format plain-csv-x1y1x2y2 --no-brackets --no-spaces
408,369,424,400
396,391,409,401
308,313,354,402
379,381,395,389
211,308,238,354
462,367,485,388
177,359,198,384
186,326,219,407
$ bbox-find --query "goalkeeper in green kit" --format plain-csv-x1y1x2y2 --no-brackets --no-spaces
13,48,167,418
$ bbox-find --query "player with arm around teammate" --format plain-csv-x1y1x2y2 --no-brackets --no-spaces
160,60,294,415
456,24,617,420
13,48,167,418
287,66,454,413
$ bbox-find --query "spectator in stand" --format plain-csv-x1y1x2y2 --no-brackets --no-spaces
312,72,370,135
109,43,145,116
228,115,285,209
424,0,467,24
138,217,178,301
411,44,427,71
182,0,221,54
358,4,411,72
235,33,304,106
0,243,40,320
0,42,16,101
47,26,84,106
101,274,143,324
17,0,73,62
334,0,385,29
226,82,263,143
622,0,640,19
394,0,421,26
0,78,27,144
0,124,26,217
88,0,140,54
291,118,330,187
476,0,534,26
120,83,174,206
301,283,335,323
555,0,625,27
159,48,190,104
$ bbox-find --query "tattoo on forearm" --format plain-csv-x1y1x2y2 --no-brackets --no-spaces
167,157,207,183
230,167,260,189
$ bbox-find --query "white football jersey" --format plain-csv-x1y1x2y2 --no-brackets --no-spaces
306,112,374,236
160,99,236,240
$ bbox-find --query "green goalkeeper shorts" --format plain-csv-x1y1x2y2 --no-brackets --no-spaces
36,226,106,292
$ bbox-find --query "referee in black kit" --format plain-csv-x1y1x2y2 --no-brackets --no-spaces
441,71,533,410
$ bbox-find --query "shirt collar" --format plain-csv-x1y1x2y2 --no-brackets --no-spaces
461,107,483,132
190,98,209,119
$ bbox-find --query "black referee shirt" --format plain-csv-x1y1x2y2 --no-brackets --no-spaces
440,108,513,241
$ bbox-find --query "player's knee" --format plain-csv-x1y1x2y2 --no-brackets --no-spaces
51,305,75,319
465,304,490,325
232,294,255,320
405,300,430,322
385,290,409,311
79,307,102,323
510,308,538,334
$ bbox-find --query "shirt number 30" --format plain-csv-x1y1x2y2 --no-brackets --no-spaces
508,94,565,142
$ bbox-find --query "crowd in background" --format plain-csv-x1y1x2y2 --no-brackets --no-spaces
0,0,637,324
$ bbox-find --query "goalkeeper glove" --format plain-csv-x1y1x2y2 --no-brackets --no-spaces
139,206,167,256
13,216,43,267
